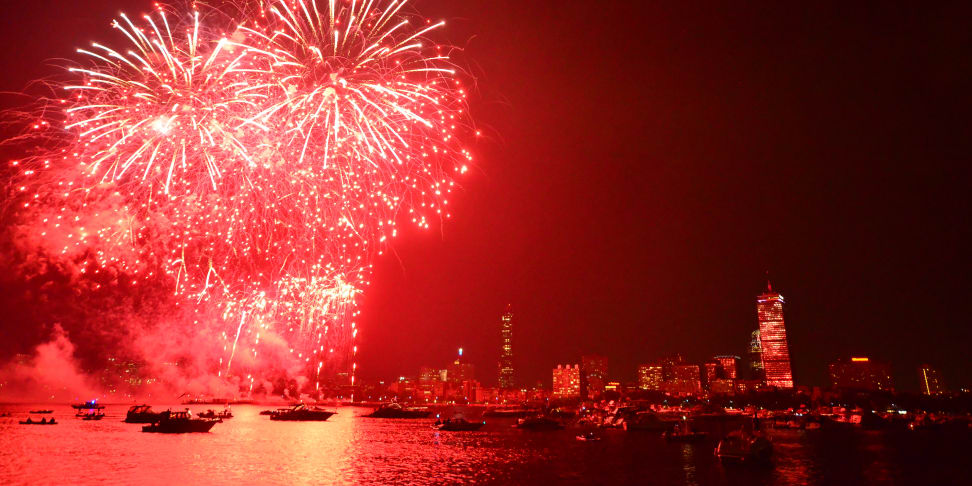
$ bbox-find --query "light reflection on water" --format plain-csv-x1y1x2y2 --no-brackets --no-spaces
0,405,969,485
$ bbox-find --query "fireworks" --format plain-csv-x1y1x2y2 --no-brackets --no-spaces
5,0,475,395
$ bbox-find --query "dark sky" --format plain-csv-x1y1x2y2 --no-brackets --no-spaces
1,1,970,391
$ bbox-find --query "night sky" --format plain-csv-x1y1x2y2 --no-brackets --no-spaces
1,1,969,391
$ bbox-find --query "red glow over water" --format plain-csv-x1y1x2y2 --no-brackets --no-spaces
1,404,969,485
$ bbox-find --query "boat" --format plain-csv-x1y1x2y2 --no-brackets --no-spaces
142,410,218,433
259,409,276,416
575,431,602,441
198,409,233,420
434,418,485,431
715,430,772,462
514,416,564,430
662,420,707,442
29,409,53,414
71,400,104,410
365,402,432,419
20,418,57,425
268,403,336,421
125,405,162,423
81,412,105,421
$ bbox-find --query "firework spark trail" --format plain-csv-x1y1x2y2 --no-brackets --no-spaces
5,0,475,395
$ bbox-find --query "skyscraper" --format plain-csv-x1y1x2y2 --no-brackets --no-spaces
757,281,794,388
637,364,664,391
448,349,475,385
918,364,946,396
552,364,581,398
498,305,515,389
581,354,608,399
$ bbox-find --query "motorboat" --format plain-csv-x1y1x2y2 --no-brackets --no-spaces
434,418,485,431
268,403,336,421
365,402,432,419
514,416,564,430
198,409,233,420
662,420,707,442
715,430,772,462
81,412,105,421
125,405,162,423
142,410,218,433
575,431,602,441
72,400,104,410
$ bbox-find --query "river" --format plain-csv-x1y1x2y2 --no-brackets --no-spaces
1,404,968,485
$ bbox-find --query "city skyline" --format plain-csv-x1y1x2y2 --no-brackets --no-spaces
360,286,962,394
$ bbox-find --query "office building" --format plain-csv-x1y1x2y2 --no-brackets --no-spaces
637,363,664,391
553,364,581,398
828,357,893,392
581,354,608,399
757,282,794,388
498,306,515,389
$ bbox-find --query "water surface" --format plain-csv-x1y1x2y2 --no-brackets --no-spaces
1,404,968,485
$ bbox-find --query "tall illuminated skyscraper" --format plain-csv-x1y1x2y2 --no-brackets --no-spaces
498,305,515,389
757,281,794,388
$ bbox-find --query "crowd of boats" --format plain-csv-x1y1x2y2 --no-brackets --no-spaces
7,399,967,463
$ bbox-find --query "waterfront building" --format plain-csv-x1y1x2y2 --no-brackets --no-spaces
736,379,763,393
498,306,515,389
918,364,946,396
664,364,702,396
709,379,736,394
581,354,608,399
552,364,581,398
660,353,684,381
757,282,794,388
704,360,721,389
714,355,740,380
828,357,893,392
637,363,664,391
447,354,475,385
417,366,442,401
